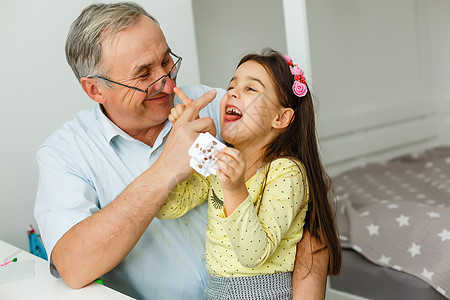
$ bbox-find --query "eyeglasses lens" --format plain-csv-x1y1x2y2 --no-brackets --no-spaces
146,55,181,97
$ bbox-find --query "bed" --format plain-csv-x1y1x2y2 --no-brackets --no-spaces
328,146,450,299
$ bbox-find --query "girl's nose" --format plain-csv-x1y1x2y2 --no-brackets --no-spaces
227,88,240,99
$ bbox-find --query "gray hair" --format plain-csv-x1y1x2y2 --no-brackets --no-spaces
65,2,158,82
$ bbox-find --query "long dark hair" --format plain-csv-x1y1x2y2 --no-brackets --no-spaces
237,48,342,275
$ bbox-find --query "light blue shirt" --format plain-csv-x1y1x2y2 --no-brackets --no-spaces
34,85,225,299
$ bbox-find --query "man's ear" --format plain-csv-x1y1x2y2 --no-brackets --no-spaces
273,108,294,129
80,77,107,104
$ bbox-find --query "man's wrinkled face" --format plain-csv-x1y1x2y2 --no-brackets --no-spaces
98,16,177,137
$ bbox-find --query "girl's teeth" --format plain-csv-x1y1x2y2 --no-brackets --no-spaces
226,107,242,115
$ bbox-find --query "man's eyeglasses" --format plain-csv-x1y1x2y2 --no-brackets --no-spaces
93,52,182,98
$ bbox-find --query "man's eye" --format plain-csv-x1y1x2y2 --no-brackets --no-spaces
140,72,149,78
162,59,171,67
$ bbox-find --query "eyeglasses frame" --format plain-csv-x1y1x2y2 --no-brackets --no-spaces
91,52,182,98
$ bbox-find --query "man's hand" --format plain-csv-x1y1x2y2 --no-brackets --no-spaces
158,87,218,185
293,230,329,299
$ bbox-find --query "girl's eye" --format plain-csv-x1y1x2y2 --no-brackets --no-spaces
227,86,235,91
246,86,257,92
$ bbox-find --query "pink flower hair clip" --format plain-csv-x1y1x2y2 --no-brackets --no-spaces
283,55,308,97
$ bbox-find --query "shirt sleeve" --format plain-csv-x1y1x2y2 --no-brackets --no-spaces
34,145,100,268
219,160,308,268
156,173,209,219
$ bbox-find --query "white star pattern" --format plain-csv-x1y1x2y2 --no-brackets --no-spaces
426,211,440,218
436,287,446,296
360,211,370,217
393,265,402,271
366,223,380,236
387,204,399,209
408,243,421,258
421,268,434,280
353,245,362,253
437,229,450,242
378,254,391,265
396,214,410,227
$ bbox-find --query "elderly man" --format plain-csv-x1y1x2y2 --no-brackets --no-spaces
34,2,329,299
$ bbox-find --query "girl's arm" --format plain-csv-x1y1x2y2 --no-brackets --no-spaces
217,157,307,268
157,87,209,220
156,173,209,219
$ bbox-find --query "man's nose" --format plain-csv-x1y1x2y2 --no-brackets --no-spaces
161,75,176,94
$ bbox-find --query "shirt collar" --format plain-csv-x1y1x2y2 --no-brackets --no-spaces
95,104,173,148
96,104,133,144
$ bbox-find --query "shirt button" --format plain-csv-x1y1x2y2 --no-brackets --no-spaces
201,254,206,261
184,219,189,225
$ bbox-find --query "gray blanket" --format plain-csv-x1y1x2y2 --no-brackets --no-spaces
333,147,450,298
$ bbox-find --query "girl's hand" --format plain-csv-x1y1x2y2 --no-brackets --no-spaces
215,147,249,215
169,87,193,124
215,147,246,191
168,103,187,124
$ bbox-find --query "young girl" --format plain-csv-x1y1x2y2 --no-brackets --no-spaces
157,48,341,299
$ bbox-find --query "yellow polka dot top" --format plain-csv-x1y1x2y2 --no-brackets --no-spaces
157,158,309,277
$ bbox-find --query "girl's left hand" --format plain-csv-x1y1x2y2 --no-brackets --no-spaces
169,87,193,124
215,147,246,192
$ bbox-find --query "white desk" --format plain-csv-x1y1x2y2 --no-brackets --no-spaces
0,240,133,299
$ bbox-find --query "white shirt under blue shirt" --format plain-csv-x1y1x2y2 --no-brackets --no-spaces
34,85,225,299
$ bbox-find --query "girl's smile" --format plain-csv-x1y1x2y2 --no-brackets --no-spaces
223,104,243,122
220,60,282,149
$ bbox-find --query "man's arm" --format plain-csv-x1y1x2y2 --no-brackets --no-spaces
51,90,217,289
292,229,329,300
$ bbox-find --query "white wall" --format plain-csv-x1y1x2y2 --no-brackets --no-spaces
300,0,446,175
429,0,450,145
192,0,287,89
0,0,200,251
